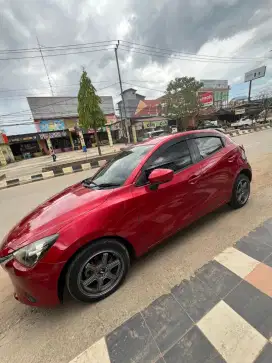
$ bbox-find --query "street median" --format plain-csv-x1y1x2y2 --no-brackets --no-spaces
0,152,118,190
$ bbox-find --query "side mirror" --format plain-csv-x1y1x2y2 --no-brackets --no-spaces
148,168,174,185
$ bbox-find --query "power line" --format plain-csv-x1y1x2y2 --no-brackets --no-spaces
0,82,119,119
121,40,268,61
122,82,165,93
0,40,116,54
119,45,253,64
0,47,115,61
37,36,54,96
0,81,115,93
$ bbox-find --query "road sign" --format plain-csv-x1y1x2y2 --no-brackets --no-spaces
244,66,266,82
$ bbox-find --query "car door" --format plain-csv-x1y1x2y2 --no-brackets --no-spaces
189,134,232,217
126,138,204,252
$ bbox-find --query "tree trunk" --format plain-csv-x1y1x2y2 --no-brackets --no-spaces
94,128,102,156
264,108,268,123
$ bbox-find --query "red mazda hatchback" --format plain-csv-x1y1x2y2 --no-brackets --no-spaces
0,130,251,306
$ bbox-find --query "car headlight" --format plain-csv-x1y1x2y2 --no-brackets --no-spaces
13,234,58,267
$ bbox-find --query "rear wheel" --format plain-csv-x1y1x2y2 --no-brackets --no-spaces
229,173,250,209
66,239,130,303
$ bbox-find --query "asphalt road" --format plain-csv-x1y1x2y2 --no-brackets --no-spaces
0,129,272,363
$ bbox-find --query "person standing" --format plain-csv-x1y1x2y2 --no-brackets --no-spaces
50,147,56,162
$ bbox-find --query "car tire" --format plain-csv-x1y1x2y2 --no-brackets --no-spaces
229,173,250,209
66,239,130,303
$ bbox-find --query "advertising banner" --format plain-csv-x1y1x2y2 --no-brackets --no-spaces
199,92,214,107
143,120,168,129
200,80,228,89
235,108,246,115
40,119,65,132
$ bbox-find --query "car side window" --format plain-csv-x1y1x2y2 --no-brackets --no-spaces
136,140,192,186
151,141,192,172
194,137,223,159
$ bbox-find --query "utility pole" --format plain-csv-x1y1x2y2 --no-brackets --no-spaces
248,80,252,102
37,36,54,96
114,40,131,143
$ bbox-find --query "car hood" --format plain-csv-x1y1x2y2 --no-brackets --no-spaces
0,182,113,255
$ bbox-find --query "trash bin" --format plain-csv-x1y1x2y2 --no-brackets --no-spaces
82,146,87,152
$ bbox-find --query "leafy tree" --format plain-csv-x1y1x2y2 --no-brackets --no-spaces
256,91,272,123
164,77,203,130
78,69,106,155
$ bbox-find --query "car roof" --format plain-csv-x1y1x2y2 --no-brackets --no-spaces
139,129,222,147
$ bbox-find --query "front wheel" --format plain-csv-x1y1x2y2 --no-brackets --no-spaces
229,173,250,209
66,239,130,303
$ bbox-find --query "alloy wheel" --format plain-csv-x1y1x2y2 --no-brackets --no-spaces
77,250,124,298
236,179,249,205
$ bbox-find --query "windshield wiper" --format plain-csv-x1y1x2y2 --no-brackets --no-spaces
82,180,120,189
82,179,99,188
96,183,121,188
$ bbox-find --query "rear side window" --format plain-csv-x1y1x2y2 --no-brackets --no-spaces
194,137,223,159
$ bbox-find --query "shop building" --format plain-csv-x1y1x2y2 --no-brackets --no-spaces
130,97,170,141
27,96,116,153
199,80,230,109
0,132,14,166
8,133,42,160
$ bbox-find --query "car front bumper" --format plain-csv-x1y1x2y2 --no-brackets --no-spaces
1,257,65,306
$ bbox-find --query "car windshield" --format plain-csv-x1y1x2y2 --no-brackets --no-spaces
85,145,153,188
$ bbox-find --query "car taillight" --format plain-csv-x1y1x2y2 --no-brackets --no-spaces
239,145,247,161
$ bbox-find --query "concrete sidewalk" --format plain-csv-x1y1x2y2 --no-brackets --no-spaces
70,219,272,363
0,144,126,179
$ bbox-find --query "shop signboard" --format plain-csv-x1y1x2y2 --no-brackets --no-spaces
39,131,67,140
200,79,228,89
214,90,228,102
235,108,246,115
199,92,213,107
8,134,37,143
39,119,65,132
143,120,168,129
244,66,266,82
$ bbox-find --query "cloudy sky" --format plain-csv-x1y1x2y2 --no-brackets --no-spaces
0,0,272,135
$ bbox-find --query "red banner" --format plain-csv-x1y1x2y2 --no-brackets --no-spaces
200,92,213,107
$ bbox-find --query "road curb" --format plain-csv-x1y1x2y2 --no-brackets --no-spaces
226,124,271,138
0,160,104,190
0,125,271,191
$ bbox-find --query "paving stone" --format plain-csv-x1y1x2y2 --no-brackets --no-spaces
163,326,225,363
263,254,272,268
245,262,272,297
142,293,193,355
224,280,272,339
235,236,272,262
106,312,160,363
214,247,259,278
248,222,272,247
254,343,272,363
195,260,241,297
171,275,220,322
197,300,267,363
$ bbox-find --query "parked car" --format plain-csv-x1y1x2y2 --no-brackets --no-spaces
0,130,252,306
231,117,255,128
